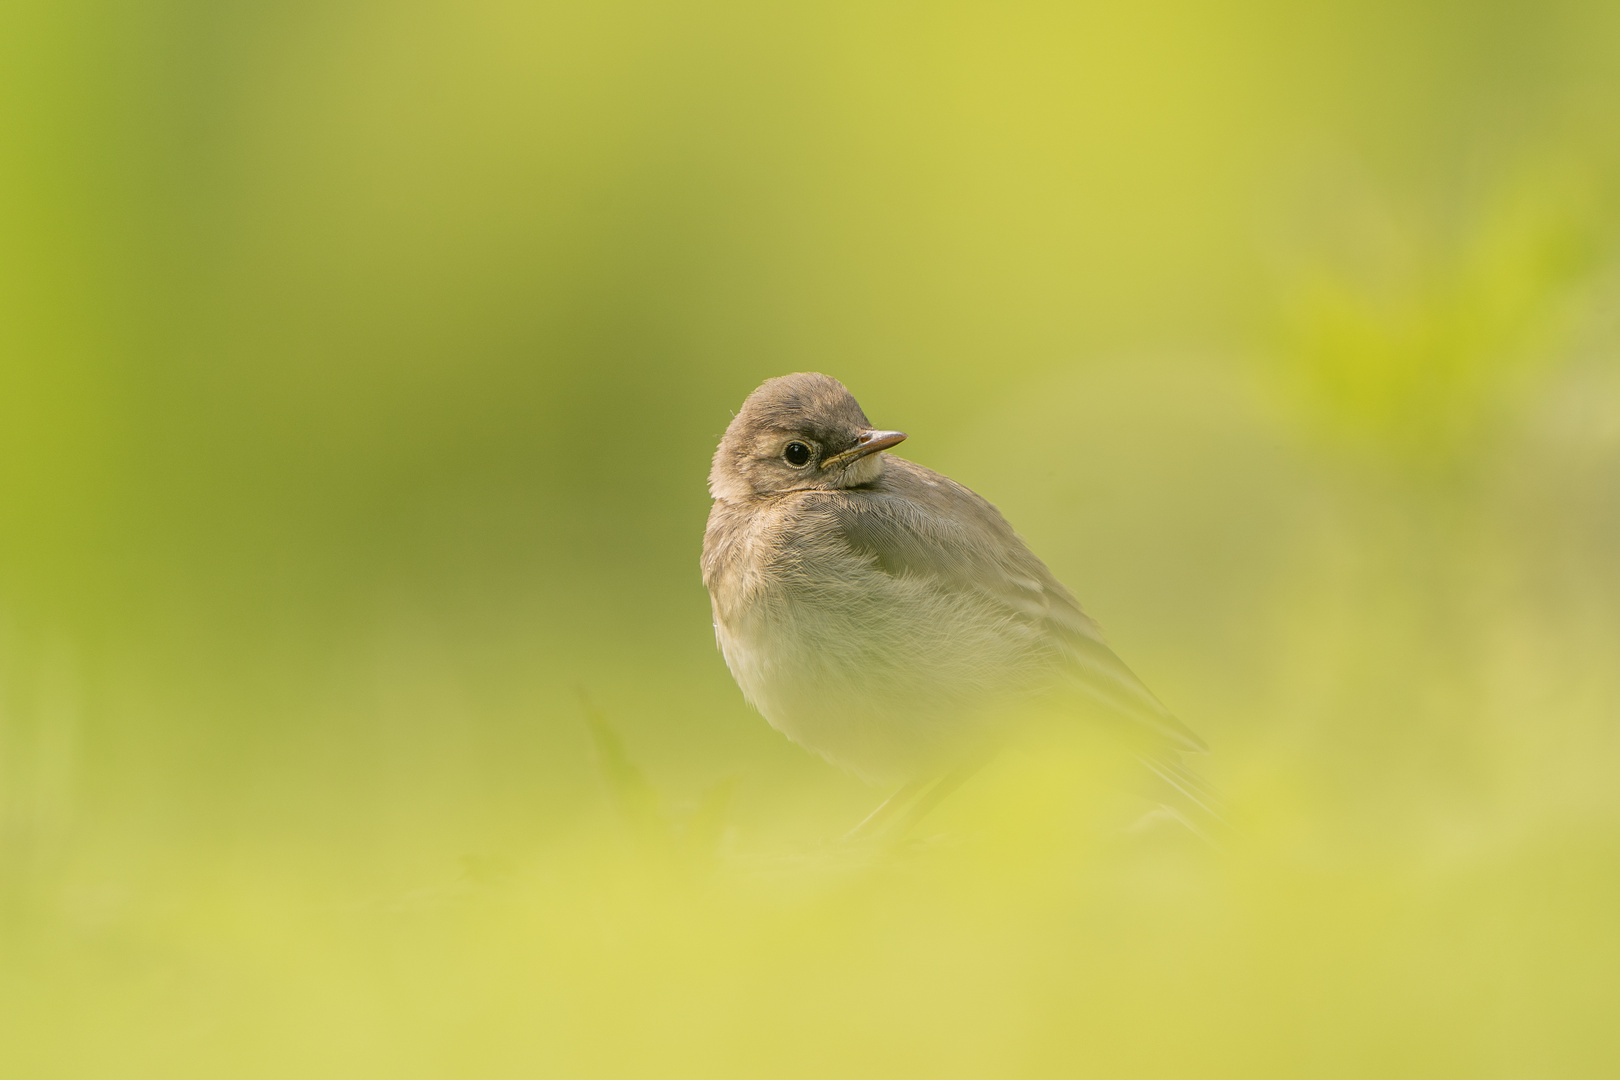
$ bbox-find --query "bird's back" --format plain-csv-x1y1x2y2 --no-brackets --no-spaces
704,456,1201,781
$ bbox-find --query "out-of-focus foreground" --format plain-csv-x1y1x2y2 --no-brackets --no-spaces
3,1,1619,1076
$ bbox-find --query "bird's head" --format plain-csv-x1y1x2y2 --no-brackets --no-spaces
709,373,907,499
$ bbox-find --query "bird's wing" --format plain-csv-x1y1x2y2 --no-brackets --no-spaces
826,470,1207,754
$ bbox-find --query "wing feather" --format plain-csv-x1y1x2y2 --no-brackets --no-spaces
828,463,1207,753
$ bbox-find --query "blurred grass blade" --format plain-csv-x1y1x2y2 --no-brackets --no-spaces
581,696,666,845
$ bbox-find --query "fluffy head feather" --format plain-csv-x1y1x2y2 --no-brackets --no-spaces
709,373,888,499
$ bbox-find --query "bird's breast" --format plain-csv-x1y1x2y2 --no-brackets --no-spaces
703,498,1049,781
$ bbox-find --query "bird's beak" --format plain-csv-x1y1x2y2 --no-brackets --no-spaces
822,429,907,469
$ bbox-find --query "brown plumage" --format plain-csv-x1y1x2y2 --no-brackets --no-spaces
702,373,1212,818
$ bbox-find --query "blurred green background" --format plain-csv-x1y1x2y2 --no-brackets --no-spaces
4,0,1620,1075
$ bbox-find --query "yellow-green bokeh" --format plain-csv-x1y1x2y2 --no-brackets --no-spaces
3,0,1619,1076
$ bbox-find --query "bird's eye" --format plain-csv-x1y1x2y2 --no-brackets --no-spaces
783,441,812,467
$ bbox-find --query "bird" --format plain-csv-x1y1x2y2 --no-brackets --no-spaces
700,372,1217,837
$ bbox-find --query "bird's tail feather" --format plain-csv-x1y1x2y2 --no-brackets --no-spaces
1130,747,1229,843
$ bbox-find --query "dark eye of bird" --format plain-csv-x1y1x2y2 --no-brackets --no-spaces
783,441,812,467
